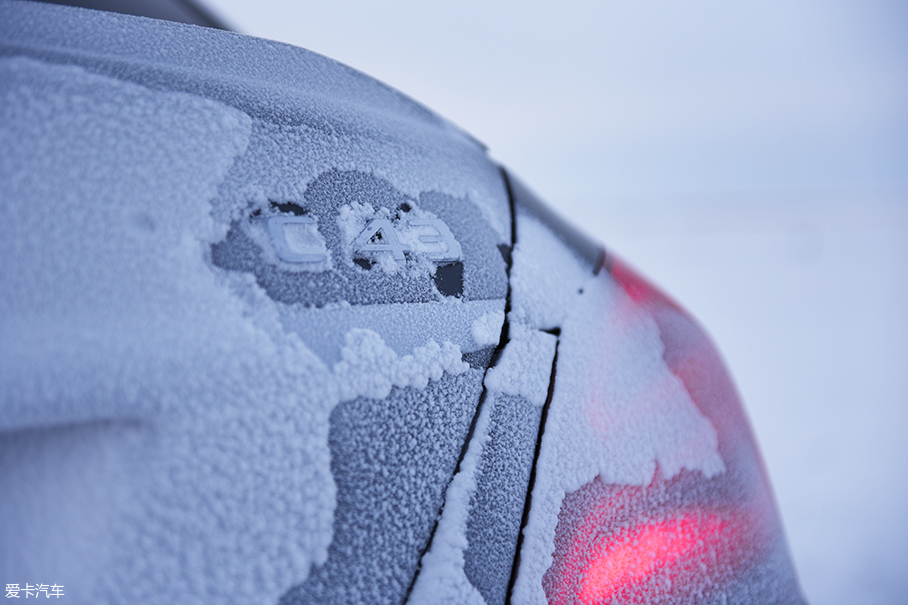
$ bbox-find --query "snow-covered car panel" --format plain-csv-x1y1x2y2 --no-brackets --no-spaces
1,2,507,602
511,254,805,605
1,1,806,604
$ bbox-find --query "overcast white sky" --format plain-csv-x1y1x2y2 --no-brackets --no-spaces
205,1,907,603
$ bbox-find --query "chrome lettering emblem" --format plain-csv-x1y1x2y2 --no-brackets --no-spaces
353,218,461,263
267,215,329,263
409,219,462,262
353,219,410,262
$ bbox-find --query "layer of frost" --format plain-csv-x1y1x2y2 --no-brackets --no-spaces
248,213,333,273
510,270,726,605
483,324,557,406
407,393,492,605
279,299,503,366
410,326,556,604
509,212,594,330
0,57,467,605
471,310,505,348
0,1,512,248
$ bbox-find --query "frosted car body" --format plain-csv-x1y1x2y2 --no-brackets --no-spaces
0,2,806,604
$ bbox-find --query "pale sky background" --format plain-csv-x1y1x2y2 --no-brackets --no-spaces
203,1,907,603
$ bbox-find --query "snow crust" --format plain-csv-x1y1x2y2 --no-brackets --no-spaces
484,324,557,406
0,56,469,604
502,210,726,604
471,310,506,348
280,299,503,366
510,271,727,604
410,326,556,605
509,212,594,331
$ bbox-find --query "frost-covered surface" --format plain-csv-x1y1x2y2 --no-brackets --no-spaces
462,392,540,605
500,202,801,602
212,168,507,306
410,327,556,605
0,54,250,429
461,328,555,605
533,260,806,604
509,211,595,331
504,209,730,604
283,370,484,605
408,392,492,605
471,309,506,348
256,213,333,273
280,299,504,366
484,323,557,406
1,1,511,309
511,272,727,604
0,0,511,242
0,4,806,605
0,52,487,604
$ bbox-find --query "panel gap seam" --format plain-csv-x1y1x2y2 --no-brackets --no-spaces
402,166,518,603
505,339,559,605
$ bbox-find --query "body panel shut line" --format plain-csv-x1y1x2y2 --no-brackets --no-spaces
402,168,518,603
506,339,560,605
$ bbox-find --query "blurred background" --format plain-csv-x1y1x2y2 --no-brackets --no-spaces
203,1,907,603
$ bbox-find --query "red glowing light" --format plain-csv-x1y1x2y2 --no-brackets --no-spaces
543,477,760,605
538,256,797,605
608,256,682,312
579,513,730,605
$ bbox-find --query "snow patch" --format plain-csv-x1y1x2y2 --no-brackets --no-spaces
483,324,557,406
407,386,492,605
337,201,378,246
334,329,467,400
510,271,726,605
471,310,505,348
510,213,593,330
0,56,468,605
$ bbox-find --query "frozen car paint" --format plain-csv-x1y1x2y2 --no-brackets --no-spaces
0,2,806,604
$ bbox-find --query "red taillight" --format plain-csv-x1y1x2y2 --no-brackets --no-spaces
535,257,802,605
544,473,770,605
580,512,730,603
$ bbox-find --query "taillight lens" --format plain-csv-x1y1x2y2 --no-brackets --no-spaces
522,257,804,605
